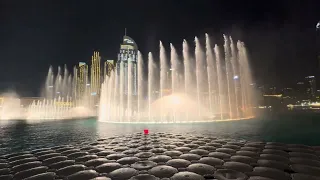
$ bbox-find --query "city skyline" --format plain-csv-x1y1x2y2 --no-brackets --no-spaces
2,3,320,178
2,31,320,98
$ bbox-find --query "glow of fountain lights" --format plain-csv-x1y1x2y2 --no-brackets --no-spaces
172,96,181,105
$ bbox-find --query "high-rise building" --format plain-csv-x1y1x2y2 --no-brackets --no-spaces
76,62,89,104
91,51,101,96
104,60,115,77
116,35,138,95
305,76,316,98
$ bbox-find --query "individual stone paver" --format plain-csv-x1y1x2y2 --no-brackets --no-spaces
0,132,320,179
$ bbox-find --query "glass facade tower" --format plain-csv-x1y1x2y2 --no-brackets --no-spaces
116,36,138,95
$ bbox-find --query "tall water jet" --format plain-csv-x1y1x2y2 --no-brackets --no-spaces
170,44,179,122
137,51,144,121
195,37,203,117
160,41,167,121
102,75,109,120
183,40,190,94
237,41,245,117
119,61,124,122
223,35,233,118
113,67,118,119
73,66,78,105
62,64,68,97
183,39,191,121
107,72,114,121
42,65,76,101
214,44,224,119
67,75,72,97
127,56,133,121
148,52,154,121
205,34,213,114
55,66,62,97
237,41,254,117
44,66,54,99
100,76,108,122
230,37,240,118
170,43,179,95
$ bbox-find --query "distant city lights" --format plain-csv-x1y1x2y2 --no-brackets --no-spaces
306,76,315,78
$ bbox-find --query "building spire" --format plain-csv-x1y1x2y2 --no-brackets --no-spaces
124,28,127,36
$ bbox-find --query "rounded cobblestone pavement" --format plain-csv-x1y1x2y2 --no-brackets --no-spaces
1,132,320,179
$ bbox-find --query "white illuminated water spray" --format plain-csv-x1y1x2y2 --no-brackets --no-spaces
99,34,255,123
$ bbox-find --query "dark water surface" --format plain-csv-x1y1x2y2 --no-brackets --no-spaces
1,113,320,154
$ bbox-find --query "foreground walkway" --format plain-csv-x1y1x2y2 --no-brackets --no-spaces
1,132,320,180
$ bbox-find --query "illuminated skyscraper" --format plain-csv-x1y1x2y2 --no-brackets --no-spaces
305,76,316,98
104,60,115,77
77,62,89,103
91,51,101,96
117,35,138,95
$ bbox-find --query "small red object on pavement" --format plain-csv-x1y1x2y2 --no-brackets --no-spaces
144,129,149,135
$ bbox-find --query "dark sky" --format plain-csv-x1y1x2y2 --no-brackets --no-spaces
0,0,319,96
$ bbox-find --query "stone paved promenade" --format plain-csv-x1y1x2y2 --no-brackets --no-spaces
1,132,320,180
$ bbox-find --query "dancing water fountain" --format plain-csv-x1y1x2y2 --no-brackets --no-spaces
26,65,95,120
27,97,74,120
100,34,254,123
43,65,73,99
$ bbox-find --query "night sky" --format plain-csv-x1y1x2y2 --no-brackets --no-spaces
0,0,319,96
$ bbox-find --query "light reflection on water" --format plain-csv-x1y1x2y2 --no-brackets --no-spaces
1,113,320,154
